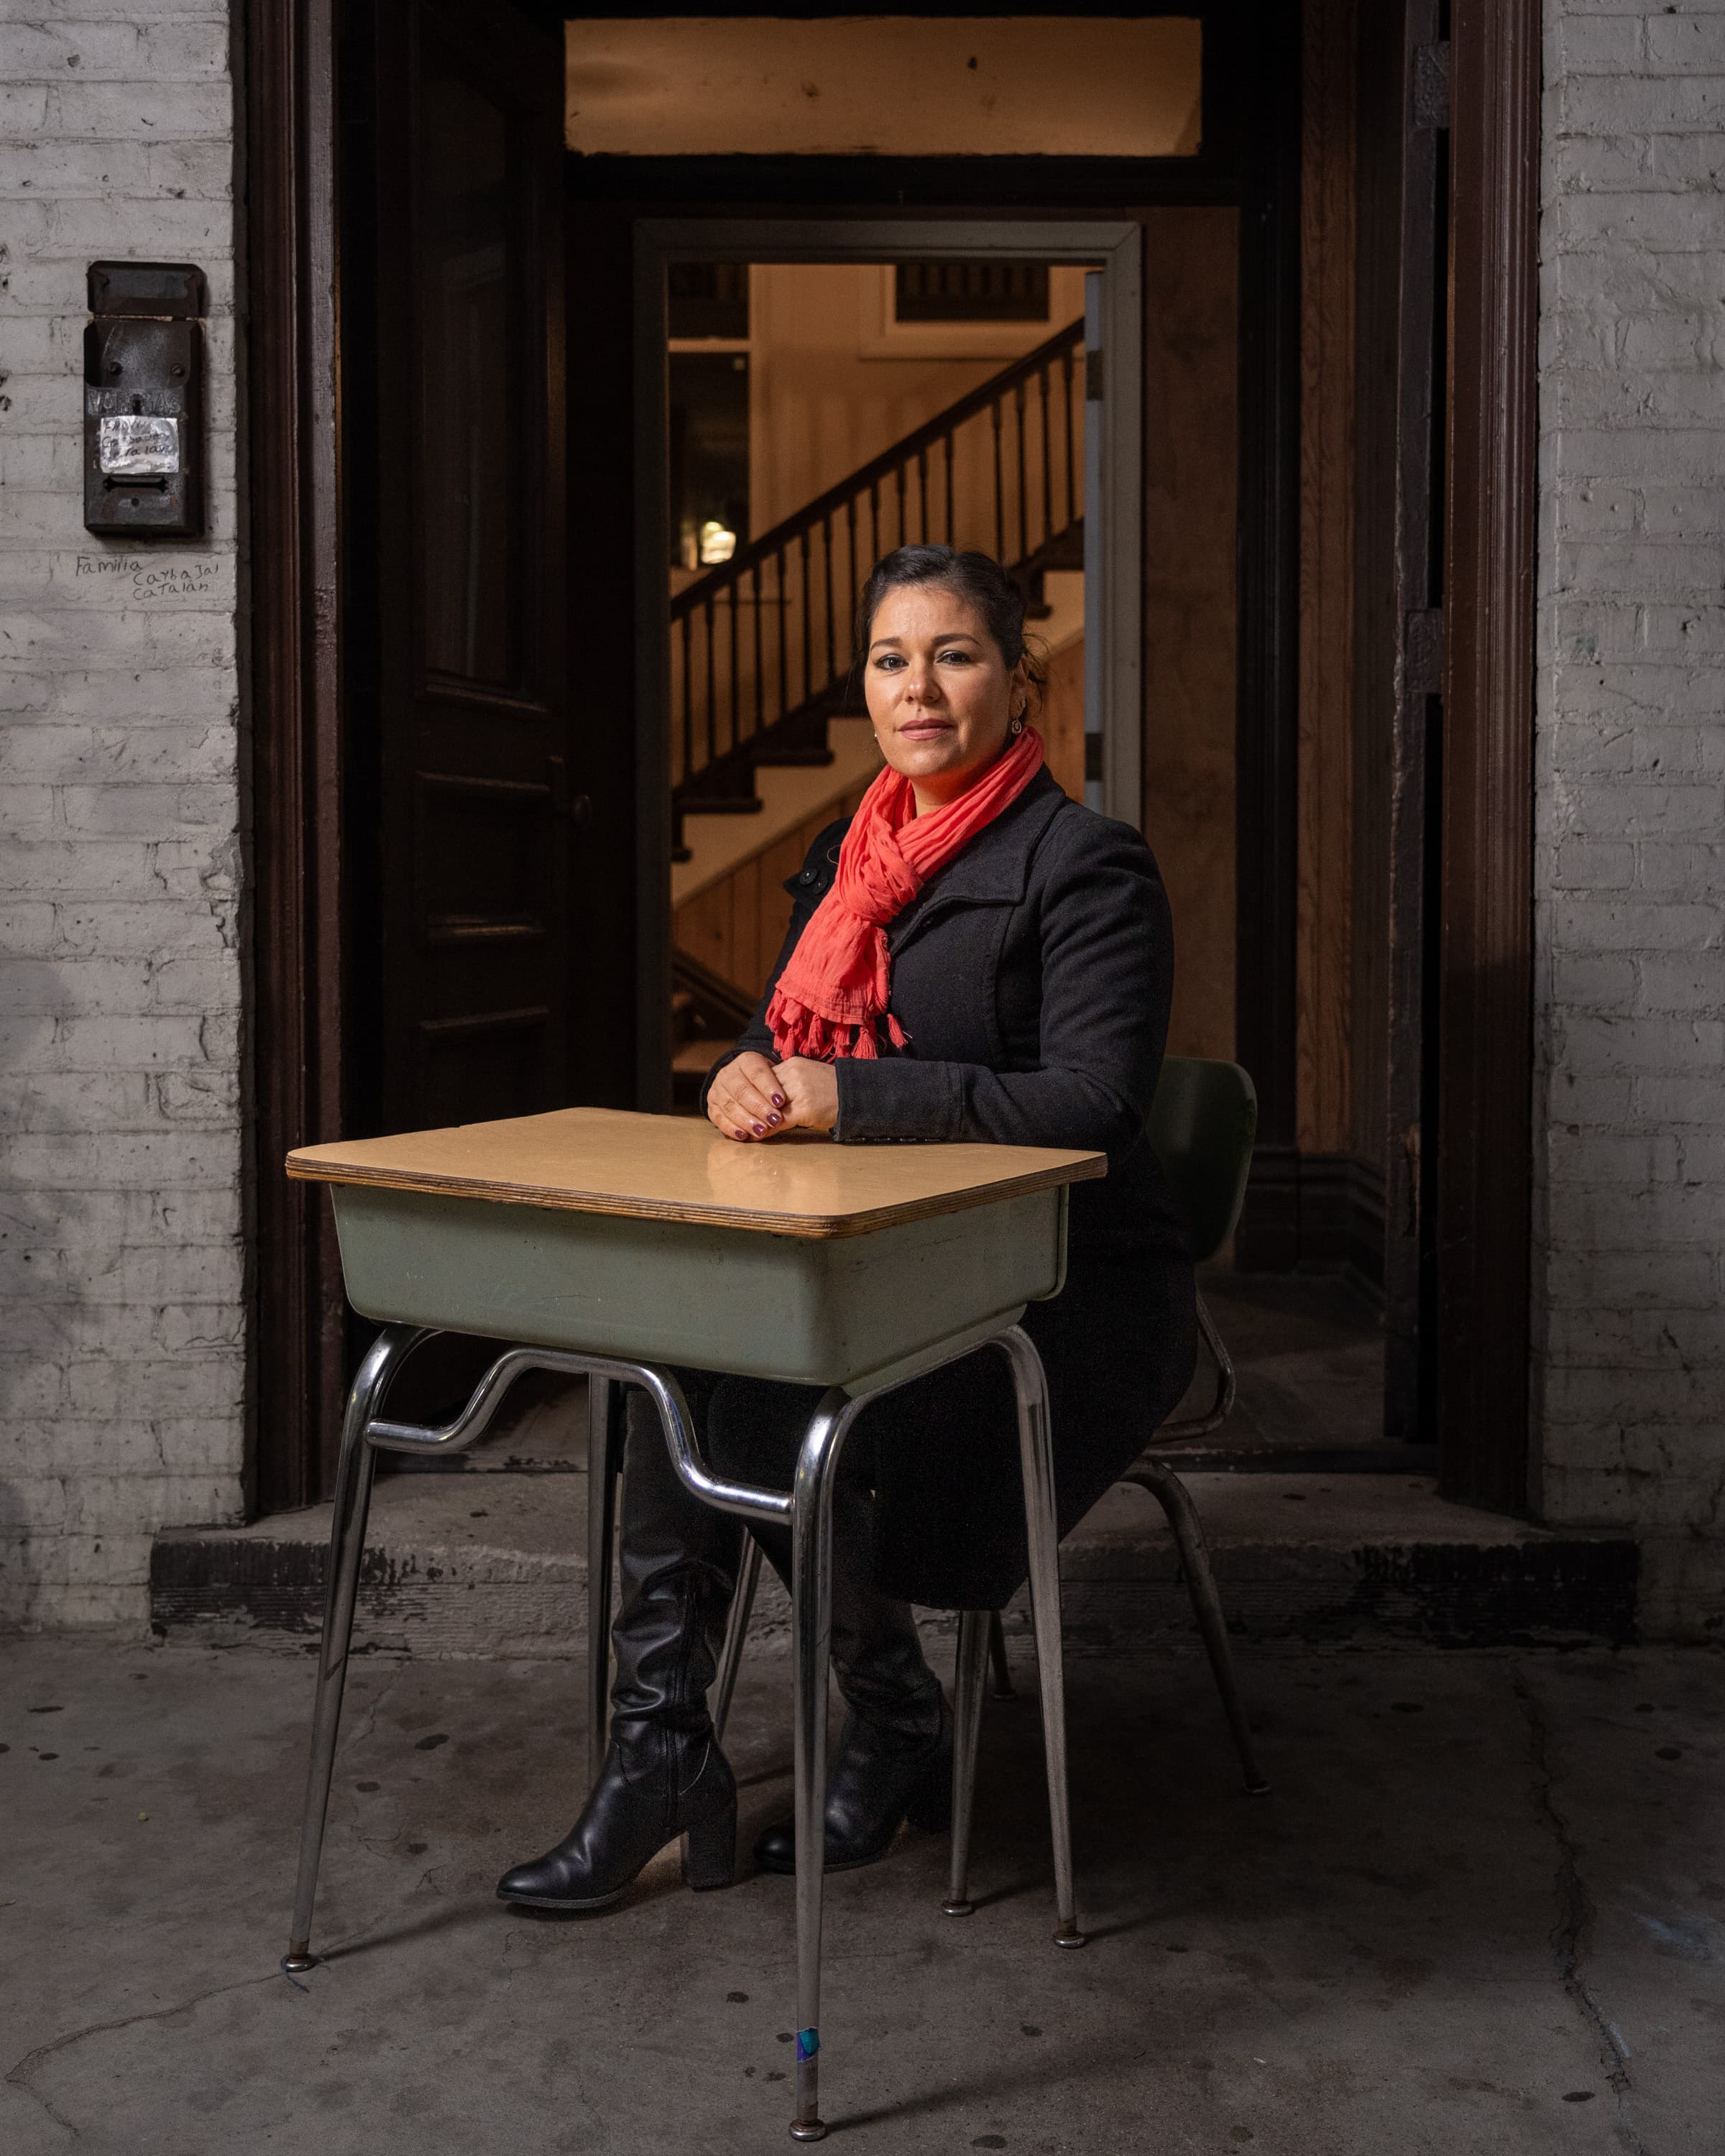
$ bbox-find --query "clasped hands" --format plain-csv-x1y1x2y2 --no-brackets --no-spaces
706,1052,839,1142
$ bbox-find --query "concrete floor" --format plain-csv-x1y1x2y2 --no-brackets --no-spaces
3,1638,1720,2155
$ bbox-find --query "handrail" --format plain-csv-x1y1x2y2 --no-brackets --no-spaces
671,315,1085,622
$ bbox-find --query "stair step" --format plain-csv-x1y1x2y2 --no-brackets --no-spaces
750,747,837,770
150,1468,1638,1657
678,793,763,816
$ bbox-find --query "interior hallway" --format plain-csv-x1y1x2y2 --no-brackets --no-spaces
3,1636,1718,2153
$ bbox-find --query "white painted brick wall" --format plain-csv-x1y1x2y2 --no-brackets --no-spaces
1537,1,1725,1629
0,0,244,1628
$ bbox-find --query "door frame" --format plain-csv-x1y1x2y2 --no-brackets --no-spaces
631,217,1144,1105
244,0,1540,1519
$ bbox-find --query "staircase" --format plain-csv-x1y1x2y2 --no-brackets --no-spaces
671,315,1087,858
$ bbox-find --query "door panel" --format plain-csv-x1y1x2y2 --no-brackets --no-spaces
373,0,567,1137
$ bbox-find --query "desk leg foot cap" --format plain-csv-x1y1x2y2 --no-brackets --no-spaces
282,1948,317,1976
789,2119,828,2143
942,1899,975,1918
1054,1927,1088,1951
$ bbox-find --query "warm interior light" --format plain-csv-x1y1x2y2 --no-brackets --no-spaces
698,521,737,566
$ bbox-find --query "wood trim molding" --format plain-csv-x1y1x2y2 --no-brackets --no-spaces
244,0,347,1511
1234,3,1304,1161
1295,0,1358,1163
1436,0,1540,1511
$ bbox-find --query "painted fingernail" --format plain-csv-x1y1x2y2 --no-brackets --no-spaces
752,1123,765,1135
772,1095,786,1109
768,1114,782,1126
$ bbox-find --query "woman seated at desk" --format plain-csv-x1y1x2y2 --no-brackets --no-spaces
498,545,1197,1909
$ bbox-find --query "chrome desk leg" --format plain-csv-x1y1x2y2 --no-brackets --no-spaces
987,1609,1015,1699
713,1534,762,1746
1123,1461,1269,1796
788,1386,865,2144
996,1326,1085,1950
284,1324,425,1974
585,1377,621,1792
943,1609,990,1917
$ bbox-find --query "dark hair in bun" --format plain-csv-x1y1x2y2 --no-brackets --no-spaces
855,545,1040,680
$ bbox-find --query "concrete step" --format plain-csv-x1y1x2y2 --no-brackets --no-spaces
150,1465,1638,1657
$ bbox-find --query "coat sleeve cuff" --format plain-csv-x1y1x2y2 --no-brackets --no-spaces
833,1056,961,1143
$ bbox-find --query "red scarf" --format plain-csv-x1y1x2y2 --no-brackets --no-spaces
765,727,1046,1062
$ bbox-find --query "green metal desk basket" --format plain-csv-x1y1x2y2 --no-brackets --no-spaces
280,1106,1105,2144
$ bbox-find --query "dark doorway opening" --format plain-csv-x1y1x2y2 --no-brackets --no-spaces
247,0,1537,1526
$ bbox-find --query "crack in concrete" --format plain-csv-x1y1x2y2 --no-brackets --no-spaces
345,1659,408,1756
1512,1664,1648,2156
4,1971,281,2140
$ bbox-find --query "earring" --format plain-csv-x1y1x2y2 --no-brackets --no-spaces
1009,715,1024,736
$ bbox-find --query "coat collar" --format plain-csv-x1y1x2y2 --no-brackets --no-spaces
888,767,1067,952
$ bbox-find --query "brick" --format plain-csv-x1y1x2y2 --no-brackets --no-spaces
1566,780,1725,834
0,138,152,195
1638,954,1725,1011
1551,898,1722,950
1555,15,1647,74
1552,837,1636,888
1543,1070,1638,1123
1560,75,1725,135
1545,1128,1680,1184
1557,1010,1725,1075
0,1072,157,1133
41,78,235,139
1637,1074,1725,1123
2,1130,240,1191
1647,14,1725,68
58,781,237,838
1632,1307,1725,1368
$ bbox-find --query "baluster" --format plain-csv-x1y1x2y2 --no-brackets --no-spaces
680,609,694,788
869,479,880,568
799,527,812,707
1039,363,1053,548
822,513,835,686
704,598,717,777
753,560,765,740
917,446,929,543
895,463,906,553
845,497,857,676
1014,377,1029,566
728,576,740,757
776,544,788,729
1062,344,1077,529
944,430,955,544
990,400,1005,563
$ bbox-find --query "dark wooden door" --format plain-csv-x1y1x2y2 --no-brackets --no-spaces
370,0,571,1134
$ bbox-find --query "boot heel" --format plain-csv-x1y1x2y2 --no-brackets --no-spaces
681,1800,737,1892
905,1754,953,1835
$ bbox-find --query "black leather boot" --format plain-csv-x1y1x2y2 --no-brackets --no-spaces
750,1485,950,1876
498,1381,742,1912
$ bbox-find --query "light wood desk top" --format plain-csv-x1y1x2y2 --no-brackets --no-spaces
287,1106,1105,1240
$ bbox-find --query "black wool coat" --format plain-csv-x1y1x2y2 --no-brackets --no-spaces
698,766,1197,1611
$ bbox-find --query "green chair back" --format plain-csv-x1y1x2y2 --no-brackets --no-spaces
1145,1056,1258,1265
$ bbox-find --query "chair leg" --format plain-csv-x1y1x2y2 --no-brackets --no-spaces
712,1534,762,1746
995,1326,1085,1950
943,1610,990,1916
584,1377,622,1792
1123,1460,1269,1795
986,1608,1015,1699
1155,1289,1238,1441
284,1324,425,1974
